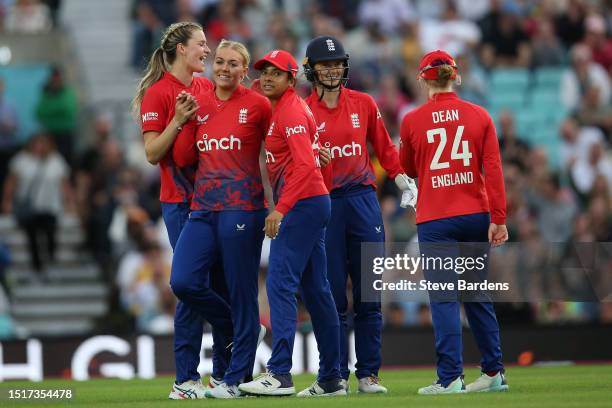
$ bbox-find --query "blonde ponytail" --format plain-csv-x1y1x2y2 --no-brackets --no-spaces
131,21,204,118
131,47,166,117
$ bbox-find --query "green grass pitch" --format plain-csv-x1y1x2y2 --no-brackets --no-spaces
1,364,610,407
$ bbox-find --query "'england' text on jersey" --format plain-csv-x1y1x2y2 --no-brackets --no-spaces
431,171,474,188
432,109,459,124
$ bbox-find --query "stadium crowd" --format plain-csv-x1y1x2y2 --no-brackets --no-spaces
1,0,612,335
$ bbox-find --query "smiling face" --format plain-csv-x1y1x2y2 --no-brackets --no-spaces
259,63,294,101
313,60,345,89
179,29,211,73
213,47,248,92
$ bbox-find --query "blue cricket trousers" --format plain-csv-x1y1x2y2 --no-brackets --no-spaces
326,185,383,380
417,212,504,386
266,195,341,382
161,203,231,383
170,208,266,386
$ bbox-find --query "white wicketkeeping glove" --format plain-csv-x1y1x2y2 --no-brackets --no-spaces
395,174,418,209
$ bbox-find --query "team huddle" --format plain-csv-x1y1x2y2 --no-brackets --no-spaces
133,21,509,399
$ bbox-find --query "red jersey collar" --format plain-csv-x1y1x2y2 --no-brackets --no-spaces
308,85,347,111
213,84,247,103
162,71,195,88
274,86,297,110
429,91,458,102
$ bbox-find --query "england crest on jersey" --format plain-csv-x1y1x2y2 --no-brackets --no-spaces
239,108,248,124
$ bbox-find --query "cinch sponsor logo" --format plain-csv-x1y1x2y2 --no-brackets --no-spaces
141,112,158,122
265,149,275,163
285,125,307,137
324,141,362,158
197,134,241,152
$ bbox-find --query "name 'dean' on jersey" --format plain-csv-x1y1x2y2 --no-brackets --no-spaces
399,92,506,225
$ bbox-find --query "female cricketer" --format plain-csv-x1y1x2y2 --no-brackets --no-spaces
132,22,231,399
171,39,270,399
399,49,509,395
238,49,345,397
302,35,417,394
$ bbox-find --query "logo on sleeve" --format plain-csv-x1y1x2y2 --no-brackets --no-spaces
285,125,307,137
351,113,360,128
267,122,275,137
141,112,159,123
197,114,209,125
239,108,248,124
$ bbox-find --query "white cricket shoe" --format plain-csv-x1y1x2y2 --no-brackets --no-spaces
417,376,466,395
297,379,347,397
205,382,243,399
340,379,350,393
358,375,388,394
207,376,223,389
238,372,295,396
168,379,206,399
466,371,509,392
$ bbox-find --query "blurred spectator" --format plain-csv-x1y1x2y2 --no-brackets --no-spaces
116,237,175,334
384,301,406,328
480,0,531,67
574,86,612,140
530,17,565,67
357,0,416,36
588,196,612,241
571,141,612,196
4,0,52,33
560,44,610,112
554,0,587,49
419,0,481,57
498,110,531,169
81,139,125,274
559,117,605,170
525,172,578,243
130,0,172,70
1,133,73,278
0,77,18,189
40,0,60,27
205,0,252,43
375,74,410,136
456,53,488,106
35,66,78,166
583,13,612,74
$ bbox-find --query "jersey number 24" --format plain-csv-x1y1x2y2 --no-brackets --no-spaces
426,126,472,170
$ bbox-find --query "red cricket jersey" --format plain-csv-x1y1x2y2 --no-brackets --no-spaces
305,87,403,192
265,87,328,215
140,72,213,203
399,92,506,225
172,85,272,211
